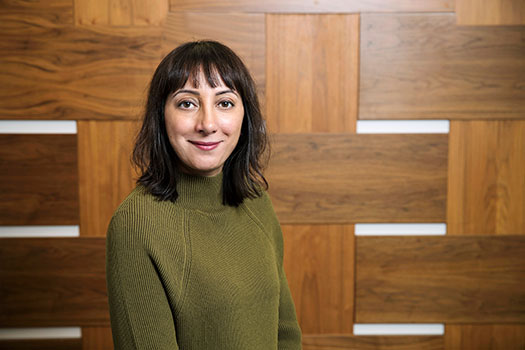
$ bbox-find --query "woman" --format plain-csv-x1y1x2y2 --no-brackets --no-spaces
106,40,302,349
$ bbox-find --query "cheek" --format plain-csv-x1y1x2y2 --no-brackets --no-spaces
166,116,190,141
222,120,242,137
221,111,244,137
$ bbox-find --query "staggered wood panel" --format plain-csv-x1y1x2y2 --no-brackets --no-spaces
0,5,162,120
0,135,79,225
168,0,455,13
82,327,114,350
2,0,525,348
447,121,525,235
456,0,525,25
446,121,525,348
359,13,525,120
266,14,358,133
445,324,525,350
355,236,525,323
266,134,447,223
162,12,265,95
0,339,82,350
78,121,139,236
303,335,444,350
75,0,168,26
282,225,353,334
0,238,109,326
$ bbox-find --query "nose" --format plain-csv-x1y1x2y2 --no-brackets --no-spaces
196,104,217,135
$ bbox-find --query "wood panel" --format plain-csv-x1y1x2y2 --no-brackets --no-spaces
0,339,82,350
303,334,443,350
355,236,525,323
456,0,525,25
0,238,109,326
78,121,139,236
359,14,525,120
0,0,73,32
447,121,525,235
266,134,447,223
75,0,168,26
82,327,114,350
282,225,353,334
168,0,455,13
0,6,162,120
0,135,79,225
162,12,265,96
445,324,525,350
266,15,358,133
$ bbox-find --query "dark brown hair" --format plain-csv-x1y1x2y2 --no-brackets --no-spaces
132,40,268,206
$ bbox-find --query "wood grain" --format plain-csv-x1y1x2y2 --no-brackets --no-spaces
266,134,447,224
82,327,114,350
359,14,525,120
0,339,82,350
0,5,162,120
78,120,139,236
0,0,73,32
74,0,109,26
445,324,525,350
0,135,79,225
0,238,109,327
447,121,525,235
303,334,444,350
355,236,525,323
75,0,168,26
266,15,358,133
162,12,265,96
282,225,354,334
168,0,455,13
456,0,525,25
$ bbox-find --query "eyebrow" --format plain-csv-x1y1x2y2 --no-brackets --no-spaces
173,89,237,97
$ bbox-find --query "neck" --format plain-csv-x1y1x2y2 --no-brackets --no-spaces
175,172,225,211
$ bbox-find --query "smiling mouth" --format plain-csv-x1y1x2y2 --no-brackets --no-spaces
189,140,222,151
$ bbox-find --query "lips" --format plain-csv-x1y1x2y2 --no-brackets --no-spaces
189,140,222,151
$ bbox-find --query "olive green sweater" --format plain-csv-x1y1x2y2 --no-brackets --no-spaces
106,173,302,349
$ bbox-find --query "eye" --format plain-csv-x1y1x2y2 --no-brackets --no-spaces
177,100,196,109
218,100,234,109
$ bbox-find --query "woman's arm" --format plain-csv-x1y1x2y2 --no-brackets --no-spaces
277,264,303,350
106,212,179,350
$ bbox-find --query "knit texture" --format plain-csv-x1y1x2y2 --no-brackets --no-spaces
106,172,302,349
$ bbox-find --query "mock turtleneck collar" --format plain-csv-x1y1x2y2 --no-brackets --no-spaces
175,172,226,211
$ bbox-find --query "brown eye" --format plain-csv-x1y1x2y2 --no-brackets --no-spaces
178,100,196,109
218,100,234,109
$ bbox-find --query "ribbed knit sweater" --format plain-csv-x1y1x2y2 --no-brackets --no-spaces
106,172,302,349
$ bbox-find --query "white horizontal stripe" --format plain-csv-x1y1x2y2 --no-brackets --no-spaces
356,120,449,134
0,327,81,340
0,120,77,134
353,323,445,336
355,223,446,236
0,225,80,238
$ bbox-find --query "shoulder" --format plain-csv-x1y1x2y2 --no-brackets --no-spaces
242,190,279,226
107,186,185,250
112,185,160,220
242,190,284,255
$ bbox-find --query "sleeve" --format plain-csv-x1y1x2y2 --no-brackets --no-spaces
277,263,303,350
106,211,179,350
271,202,302,349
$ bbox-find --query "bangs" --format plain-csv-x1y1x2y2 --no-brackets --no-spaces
165,43,242,95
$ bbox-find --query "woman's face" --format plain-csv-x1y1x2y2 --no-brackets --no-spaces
164,71,244,177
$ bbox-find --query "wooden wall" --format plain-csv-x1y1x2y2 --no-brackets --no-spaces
0,0,524,349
